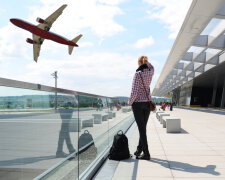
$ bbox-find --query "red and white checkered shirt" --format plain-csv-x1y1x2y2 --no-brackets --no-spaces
128,62,154,105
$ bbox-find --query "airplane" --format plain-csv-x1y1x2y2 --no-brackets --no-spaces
10,4,82,62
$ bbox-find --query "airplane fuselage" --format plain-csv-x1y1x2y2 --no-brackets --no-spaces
10,18,78,47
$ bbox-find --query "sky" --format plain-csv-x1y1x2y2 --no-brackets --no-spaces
0,0,192,97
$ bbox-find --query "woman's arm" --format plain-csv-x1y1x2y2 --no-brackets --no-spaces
128,72,140,106
147,62,154,75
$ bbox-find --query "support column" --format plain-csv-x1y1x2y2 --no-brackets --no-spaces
211,75,218,107
220,78,225,108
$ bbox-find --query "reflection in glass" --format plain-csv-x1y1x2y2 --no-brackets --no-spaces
0,85,134,180
0,87,53,110
55,93,78,157
56,109,76,157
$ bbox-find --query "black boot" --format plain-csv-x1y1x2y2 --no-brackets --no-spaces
136,153,151,160
134,147,142,156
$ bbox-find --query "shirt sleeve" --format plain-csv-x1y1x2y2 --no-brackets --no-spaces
128,72,140,105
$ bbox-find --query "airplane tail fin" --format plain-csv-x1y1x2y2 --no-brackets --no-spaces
68,34,83,55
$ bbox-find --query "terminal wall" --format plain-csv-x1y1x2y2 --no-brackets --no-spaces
172,62,225,108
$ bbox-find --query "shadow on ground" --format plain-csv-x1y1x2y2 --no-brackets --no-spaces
151,158,220,176
119,157,220,179
0,155,56,166
166,128,189,134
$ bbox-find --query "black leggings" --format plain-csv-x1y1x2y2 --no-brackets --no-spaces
132,102,150,154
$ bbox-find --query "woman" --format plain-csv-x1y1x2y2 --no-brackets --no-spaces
128,55,154,160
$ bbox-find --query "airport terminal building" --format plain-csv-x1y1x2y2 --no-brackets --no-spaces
152,0,225,108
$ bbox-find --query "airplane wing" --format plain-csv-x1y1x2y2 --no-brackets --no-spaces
33,5,67,62
33,34,43,62
38,4,67,31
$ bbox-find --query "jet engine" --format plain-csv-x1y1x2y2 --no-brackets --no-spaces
36,17,46,24
26,38,34,44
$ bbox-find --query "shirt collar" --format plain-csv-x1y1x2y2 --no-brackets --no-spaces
136,64,148,72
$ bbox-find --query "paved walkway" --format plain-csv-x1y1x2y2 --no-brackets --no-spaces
94,107,225,179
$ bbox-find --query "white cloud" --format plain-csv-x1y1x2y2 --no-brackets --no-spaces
16,52,158,96
79,42,93,47
5,52,138,96
28,0,125,39
26,52,136,80
0,23,30,60
134,36,154,49
98,0,126,5
144,0,192,39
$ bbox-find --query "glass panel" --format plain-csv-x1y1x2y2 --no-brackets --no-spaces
0,86,135,180
179,80,193,106
0,86,79,180
208,19,225,37
39,93,79,180
78,95,108,176
108,98,134,145
200,18,221,35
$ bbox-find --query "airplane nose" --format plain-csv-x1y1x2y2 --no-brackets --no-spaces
10,19,22,27
10,19,16,24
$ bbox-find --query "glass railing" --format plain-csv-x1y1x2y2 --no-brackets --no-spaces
0,77,134,180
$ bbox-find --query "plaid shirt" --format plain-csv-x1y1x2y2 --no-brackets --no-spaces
128,62,154,105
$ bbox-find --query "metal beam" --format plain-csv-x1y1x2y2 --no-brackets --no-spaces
193,35,225,50
206,55,219,65
180,70,186,77
210,35,225,50
186,63,194,71
194,62,203,70
182,52,193,61
174,76,181,81
195,72,202,77
174,62,185,69
169,69,178,76
215,4,225,19
205,64,216,71
193,35,208,47
195,64,204,72
188,72,195,78
195,52,206,63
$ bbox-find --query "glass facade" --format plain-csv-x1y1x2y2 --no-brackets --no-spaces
172,87,181,106
0,84,134,180
178,80,193,106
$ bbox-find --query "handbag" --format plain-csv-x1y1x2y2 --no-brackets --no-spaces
139,73,156,111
